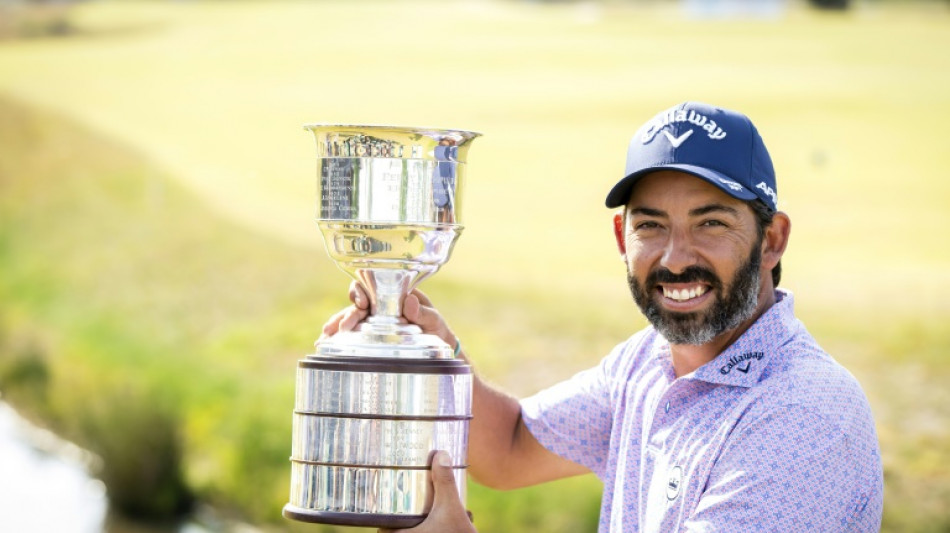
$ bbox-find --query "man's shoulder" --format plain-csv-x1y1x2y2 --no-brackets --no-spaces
761,329,862,395
753,334,876,439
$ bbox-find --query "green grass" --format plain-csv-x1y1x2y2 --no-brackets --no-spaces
0,1,949,531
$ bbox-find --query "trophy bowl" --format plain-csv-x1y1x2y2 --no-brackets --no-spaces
283,125,480,528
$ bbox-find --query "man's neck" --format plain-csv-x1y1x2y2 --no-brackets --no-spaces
669,289,777,378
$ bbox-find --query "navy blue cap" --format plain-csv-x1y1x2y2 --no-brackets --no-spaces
605,102,777,211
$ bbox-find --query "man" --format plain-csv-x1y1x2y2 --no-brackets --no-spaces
325,102,884,532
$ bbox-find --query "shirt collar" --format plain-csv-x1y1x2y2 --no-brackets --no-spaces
685,289,799,388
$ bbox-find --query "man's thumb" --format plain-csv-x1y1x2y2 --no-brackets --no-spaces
430,451,459,495
425,451,476,530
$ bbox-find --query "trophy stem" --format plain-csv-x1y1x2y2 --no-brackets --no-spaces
370,270,409,320
355,268,428,330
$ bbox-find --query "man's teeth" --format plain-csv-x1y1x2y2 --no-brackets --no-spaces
663,286,708,301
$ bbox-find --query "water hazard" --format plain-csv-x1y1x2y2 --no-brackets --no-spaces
0,401,108,532
0,400,263,533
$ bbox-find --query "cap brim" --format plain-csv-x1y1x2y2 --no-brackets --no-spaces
605,164,758,208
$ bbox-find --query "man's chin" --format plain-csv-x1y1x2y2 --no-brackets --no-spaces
654,315,703,337
654,320,718,346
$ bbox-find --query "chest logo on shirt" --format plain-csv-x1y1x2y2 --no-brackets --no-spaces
666,466,683,501
719,351,764,375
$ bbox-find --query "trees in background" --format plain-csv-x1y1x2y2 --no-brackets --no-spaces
0,0,83,39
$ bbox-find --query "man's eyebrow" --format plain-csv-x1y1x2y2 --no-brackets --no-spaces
628,206,667,218
689,204,740,217
628,204,740,218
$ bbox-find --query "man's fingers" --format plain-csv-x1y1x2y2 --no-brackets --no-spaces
320,305,368,340
339,306,368,333
403,293,422,323
319,283,371,342
331,286,457,351
349,281,370,310
319,308,348,340
410,289,434,308
403,294,454,346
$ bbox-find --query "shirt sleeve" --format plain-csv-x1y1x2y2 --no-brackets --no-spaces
519,346,621,479
684,403,883,533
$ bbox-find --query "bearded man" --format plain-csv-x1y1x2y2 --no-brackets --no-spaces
326,102,884,533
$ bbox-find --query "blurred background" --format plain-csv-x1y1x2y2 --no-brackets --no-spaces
0,0,948,531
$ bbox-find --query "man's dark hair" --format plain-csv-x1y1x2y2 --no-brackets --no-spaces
749,199,781,287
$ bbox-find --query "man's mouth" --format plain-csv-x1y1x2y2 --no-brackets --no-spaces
660,284,710,302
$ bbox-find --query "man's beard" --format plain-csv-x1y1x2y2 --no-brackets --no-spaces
627,243,762,345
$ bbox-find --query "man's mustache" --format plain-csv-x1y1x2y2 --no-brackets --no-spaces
647,266,722,290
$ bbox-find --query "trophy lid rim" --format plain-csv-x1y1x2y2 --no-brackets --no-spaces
302,123,482,138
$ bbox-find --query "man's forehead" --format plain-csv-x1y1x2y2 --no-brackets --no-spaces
626,170,744,209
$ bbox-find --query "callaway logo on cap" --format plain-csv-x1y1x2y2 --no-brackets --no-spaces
605,101,778,211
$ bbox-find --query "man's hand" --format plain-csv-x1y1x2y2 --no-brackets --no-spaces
378,451,477,533
318,282,370,341
320,282,458,349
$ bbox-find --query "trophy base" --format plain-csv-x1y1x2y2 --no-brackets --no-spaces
316,327,454,359
285,357,472,526
282,504,425,529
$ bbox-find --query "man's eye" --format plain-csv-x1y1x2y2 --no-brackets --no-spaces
635,221,660,230
701,220,727,228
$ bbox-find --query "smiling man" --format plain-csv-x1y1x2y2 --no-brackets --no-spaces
329,102,884,533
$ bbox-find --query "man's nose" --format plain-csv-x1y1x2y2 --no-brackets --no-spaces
660,231,698,274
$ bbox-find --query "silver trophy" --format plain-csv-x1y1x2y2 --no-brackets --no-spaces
283,125,480,529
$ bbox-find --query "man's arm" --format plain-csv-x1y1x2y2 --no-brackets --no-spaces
463,363,589,489
322,284,588,490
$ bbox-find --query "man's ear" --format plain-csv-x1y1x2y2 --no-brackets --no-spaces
613,212,626,256
761,211,791,272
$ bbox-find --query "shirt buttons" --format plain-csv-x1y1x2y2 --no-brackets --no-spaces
665,400,671,413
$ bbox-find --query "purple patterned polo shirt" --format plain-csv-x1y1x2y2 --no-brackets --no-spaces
521,290,883,532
